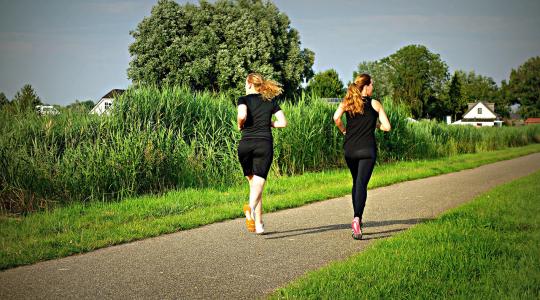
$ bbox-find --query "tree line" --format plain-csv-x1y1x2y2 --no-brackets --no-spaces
2,0,538,120
126,0,539,121
0,85,94,113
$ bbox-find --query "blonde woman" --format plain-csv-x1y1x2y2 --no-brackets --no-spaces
333,74,391,239
238,73,287,234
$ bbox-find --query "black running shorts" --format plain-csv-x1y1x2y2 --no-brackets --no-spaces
237,138,273,179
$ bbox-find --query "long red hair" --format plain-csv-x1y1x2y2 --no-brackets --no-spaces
342,74,371,115
247,73,283,101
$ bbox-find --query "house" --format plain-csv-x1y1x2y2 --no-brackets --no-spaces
452,102,502,127
35,105,60,116
89,89,125,115
321,98,342,104
525,118,540,125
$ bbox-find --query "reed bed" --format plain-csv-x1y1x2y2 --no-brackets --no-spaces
1,86,538,213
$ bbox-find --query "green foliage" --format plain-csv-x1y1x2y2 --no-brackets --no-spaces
1,86,538,214
383,45,449,119
127,0,314,98
0,92,9,108
305,69,345,98
11,84,42,112
65,100,95,113
2,145,538,270
447,72,462,119
272,170,540,299
354,60,394,100
507,56,540,118
454,70,504,117
354,45,449,118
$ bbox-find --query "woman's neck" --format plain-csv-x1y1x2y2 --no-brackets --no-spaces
246,88,259,95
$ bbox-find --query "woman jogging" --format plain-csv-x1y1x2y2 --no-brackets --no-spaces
237,73,287,234
333,73,391,240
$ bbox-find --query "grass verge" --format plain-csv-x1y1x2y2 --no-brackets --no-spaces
271,168,540,299
1,144,539,270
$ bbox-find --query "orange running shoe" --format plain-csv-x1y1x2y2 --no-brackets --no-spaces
243,204,255,232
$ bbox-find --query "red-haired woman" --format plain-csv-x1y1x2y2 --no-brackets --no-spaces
333,74,391,239
237,73,287,234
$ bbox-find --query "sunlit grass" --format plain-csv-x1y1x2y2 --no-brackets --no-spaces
272,169,540,299
1,144,539,270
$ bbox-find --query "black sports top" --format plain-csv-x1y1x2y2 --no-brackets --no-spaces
344,96,379,150
237,93,281,140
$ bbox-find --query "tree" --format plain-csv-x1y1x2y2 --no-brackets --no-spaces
305,69,345,98
353,60,394,100
0,92,9,109
446,72,462,120
506,56,540,118
12,84,42,111
453,70,506,117
128,0,314,98
66,100,95,113
382,45,449,118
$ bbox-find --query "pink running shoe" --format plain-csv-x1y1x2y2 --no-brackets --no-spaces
352,217,362,240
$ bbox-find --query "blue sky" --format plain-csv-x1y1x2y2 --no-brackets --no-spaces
1,0,539,105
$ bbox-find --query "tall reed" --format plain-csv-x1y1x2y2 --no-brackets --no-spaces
1,87,538,214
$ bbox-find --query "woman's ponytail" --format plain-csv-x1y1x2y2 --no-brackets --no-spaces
342,73,371,115
247,73,283,101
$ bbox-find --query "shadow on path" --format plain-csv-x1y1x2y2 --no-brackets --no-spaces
264,218,432,240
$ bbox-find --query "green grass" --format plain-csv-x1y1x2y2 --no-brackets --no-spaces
2,85,539,214
0,144,539,270
272,165,540,299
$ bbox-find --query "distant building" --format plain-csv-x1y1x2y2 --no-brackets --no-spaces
89,89,125,115
321,98,342,104
525,118,540,125
452,102,502,127
35,105,60,116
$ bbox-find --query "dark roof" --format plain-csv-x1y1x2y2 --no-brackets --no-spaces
101,89,125,99
462,101,497,118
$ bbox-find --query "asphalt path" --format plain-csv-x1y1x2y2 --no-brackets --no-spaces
2,153,540,299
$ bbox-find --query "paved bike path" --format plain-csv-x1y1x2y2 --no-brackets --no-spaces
2,153,540,299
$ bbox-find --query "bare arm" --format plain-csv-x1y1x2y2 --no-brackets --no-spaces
272,110,287,128
237,104,247,130
371,100,391,132
333,103,346,135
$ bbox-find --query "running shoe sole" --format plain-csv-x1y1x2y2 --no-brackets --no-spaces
243,204,255,232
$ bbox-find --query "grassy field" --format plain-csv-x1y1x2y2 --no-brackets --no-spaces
2,85,539,214
0,144,539,270
272,169,540,299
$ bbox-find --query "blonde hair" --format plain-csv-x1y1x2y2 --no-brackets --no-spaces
342,74,372,116
247,73,283,101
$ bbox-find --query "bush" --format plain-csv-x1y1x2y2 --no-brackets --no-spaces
1,86,538,214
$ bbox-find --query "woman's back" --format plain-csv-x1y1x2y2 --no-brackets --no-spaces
238,93,281,141
344,97,378,150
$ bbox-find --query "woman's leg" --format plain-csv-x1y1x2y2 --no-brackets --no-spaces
245,175,254,220
353,157,376,220
345,156,359,218
249,175,266,225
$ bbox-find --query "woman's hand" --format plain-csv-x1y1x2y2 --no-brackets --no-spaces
372,100,391,132
333,103,346,134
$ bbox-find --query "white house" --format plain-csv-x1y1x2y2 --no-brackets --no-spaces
35,105,60,116
452,102,502,127
89,89,125,115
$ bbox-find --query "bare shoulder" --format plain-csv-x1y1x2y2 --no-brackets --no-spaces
371,99,383,111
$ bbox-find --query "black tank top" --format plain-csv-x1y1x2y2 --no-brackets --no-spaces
237,93,281,141
344,97,378,151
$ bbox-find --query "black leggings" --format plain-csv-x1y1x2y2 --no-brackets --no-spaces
345,148,376,220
